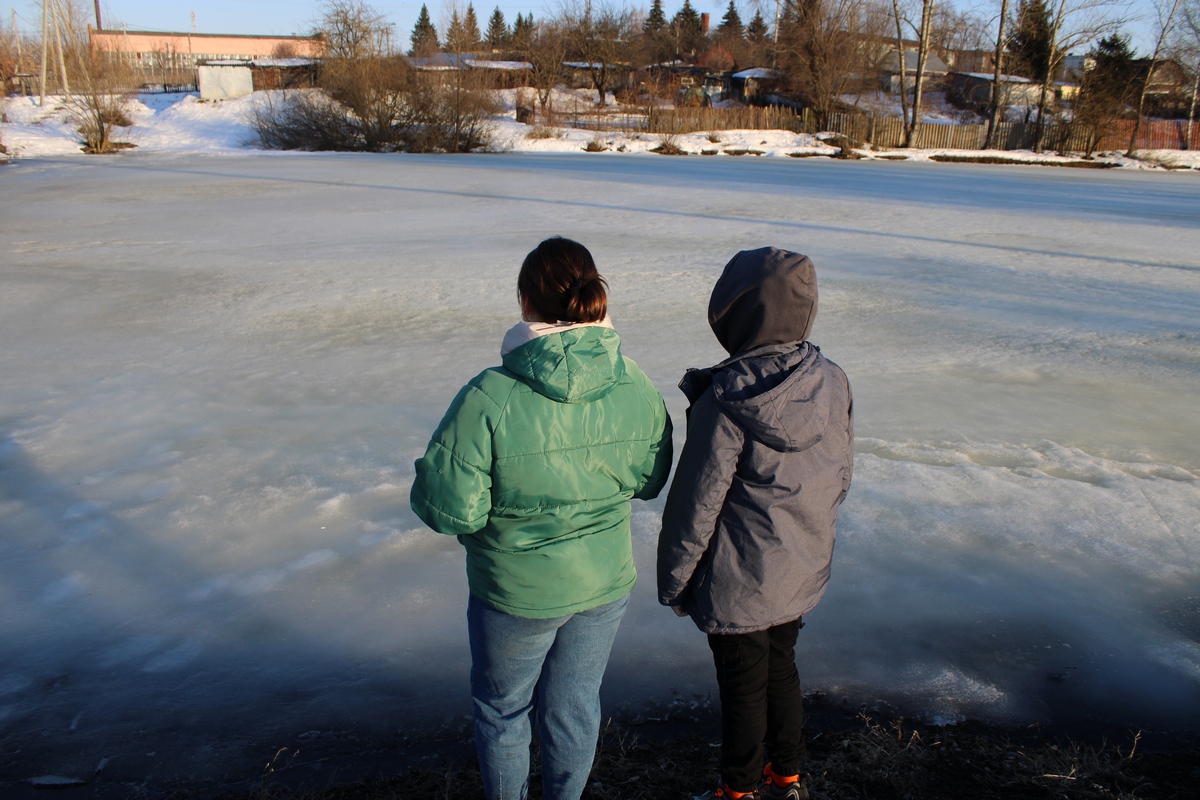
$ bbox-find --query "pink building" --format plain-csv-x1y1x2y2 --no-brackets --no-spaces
89,27,325,72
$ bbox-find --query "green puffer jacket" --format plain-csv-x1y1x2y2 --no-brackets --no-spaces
411,323,673,618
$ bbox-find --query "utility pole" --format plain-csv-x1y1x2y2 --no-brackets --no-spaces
50,0,71,99
12,8,21,65
39,0,48,105
93,0,101,29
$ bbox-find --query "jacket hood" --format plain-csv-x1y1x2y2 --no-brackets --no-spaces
501,322,626,403
683,342,831,452
708,247,818,355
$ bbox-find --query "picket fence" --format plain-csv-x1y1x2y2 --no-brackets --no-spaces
566,103,1199,153
798,108,1200,153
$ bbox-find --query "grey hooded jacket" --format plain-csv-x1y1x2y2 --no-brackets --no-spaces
657,248,854,634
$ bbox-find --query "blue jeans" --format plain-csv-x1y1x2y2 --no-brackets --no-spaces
467,592,629,800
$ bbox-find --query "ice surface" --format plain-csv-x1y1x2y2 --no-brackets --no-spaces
1,150,1198,789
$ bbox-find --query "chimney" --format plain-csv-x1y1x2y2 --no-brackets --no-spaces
701,12,710,33
94,0,102,29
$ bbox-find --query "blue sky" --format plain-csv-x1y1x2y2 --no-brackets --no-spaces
13,0,1160,57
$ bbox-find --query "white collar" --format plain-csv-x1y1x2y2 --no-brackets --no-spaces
501,315,615,357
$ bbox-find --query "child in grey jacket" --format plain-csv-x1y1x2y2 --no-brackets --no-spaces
658,247,854,800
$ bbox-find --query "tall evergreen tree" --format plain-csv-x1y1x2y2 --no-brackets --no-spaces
1073,33,1138,154
746,10,769,43
464,4,483,49
718,0,744,38
486,6,509,50
672,0,706,56
410,4,440,55
1009,0,1054,80
445,9,469,52
644,0,667,34
512,13,534,50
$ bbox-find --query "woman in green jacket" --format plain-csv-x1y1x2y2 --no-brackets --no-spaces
411,237,673,800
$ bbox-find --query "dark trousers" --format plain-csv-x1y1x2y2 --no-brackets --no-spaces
707,618,805,792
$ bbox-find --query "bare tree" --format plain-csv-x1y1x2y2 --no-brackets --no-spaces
1030,0,1125,151
888,0,936,146
778,0,879,128
1127,0,1183,155
521,20,568,117
983,0,1013,148
1172,0,1200,147
31,0,138,152
560,0,635,106
317,0,389,59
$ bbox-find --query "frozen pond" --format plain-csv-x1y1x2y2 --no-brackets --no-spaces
2,153,1199,789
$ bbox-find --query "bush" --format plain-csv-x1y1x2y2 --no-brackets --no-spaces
250,57,498,154
250,90,359,151
70,52,138,154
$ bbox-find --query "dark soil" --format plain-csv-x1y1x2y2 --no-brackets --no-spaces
187,697,1200,800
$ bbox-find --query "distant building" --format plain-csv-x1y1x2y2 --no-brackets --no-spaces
89,27,325,74
197,59,319,100
879,49,951,93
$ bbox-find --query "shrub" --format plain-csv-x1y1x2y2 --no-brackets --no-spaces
650,132,686,155
251,57,498,153
251,90,358,151
70,51,138,154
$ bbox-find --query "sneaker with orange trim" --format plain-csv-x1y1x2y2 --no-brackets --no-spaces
761,763,809,800
692,784,762,800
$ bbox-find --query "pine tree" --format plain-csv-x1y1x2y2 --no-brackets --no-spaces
410,4,440,56
1073,33,1138,154
718,0,743,38
464,4,483,49
672,0,705,56
746,10,769,43
1009,0,1053,81
644,0,667,34
486,7,509,50
445,9,468,53
511,13,534,50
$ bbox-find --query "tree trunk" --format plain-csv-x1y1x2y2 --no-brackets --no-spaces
909,0,935,148
984,0,1011,150
1032,0,1068,153
890,0,911,146
1127,0,1181,157
1187,62,1199,150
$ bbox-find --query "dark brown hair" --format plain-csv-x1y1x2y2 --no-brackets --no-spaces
517,237,608,323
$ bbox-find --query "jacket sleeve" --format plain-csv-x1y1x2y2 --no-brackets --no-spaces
839,374,854,505
410,380,500,536
656,390,743,607
633,395,674,501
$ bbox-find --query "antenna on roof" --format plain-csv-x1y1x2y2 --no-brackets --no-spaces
191,11,197,34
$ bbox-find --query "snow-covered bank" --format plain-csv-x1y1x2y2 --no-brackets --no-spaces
1,146,1198,789
3,90,1199,169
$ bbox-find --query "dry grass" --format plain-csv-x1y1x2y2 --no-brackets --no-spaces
526,125,561,140
650,132,687,155
1131,151,1192,170
193,702,1199,800
928,154,1119,169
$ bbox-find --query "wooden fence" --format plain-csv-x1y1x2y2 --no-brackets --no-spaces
563,102,1199,152
806,108,1199,152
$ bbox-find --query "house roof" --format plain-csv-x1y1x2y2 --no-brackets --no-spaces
953,71,1033,84
202,58,316,68
464,58,532,70
882,49,950,74
732,67,779,80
